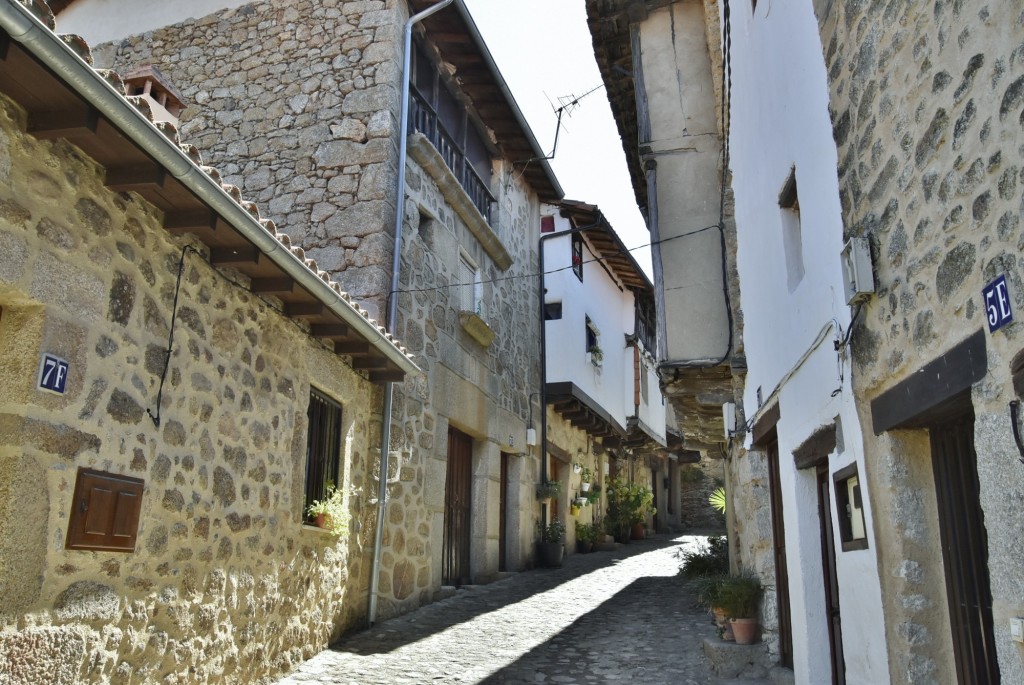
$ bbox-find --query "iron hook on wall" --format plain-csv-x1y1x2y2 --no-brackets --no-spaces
1010,400,1024,465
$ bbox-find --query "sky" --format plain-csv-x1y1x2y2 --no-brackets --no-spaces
462,0,652,277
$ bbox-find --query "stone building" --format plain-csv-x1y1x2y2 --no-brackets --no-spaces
0,1,417,683
589,0,1024,684
812,2,1024,683
585,0,736,533
56,0,565,620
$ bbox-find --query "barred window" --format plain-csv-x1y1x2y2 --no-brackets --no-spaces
305,388,342,520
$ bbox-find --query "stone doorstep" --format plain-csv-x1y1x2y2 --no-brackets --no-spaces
769,666,795,685
703,637,772,680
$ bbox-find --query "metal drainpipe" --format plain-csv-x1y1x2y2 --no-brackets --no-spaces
537,216,602,532
368,0,456,627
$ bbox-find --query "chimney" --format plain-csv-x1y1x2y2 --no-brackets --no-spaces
121,65,186,127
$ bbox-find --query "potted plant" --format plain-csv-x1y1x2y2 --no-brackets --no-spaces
305,484,350,537
575,521,596,553
693,574,732,640
587,344,603,365
536,518,565,567
579,465,593,492
536,480,562,502
607,478,655,541
584,483,601,506
717,573,764,645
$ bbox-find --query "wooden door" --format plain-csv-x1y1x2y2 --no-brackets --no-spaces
443,427,472,586
817,464,846,685
931,414,1000,684
766,434,794,668
499,451,509,572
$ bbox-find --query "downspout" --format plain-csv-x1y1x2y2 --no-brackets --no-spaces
537,215,603,530
368,0,455,627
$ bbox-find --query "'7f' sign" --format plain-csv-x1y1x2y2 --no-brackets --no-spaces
38,354,69,394
983,275,1013,333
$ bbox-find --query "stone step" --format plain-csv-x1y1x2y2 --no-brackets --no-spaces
769,666,796,685
703,637,771,680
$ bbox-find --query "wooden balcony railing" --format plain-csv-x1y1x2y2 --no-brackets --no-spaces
410,88,495,224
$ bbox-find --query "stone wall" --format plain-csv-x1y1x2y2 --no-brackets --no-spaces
97,0,546,616
813,1,1024,682
97,0,404,318
0,92,380,684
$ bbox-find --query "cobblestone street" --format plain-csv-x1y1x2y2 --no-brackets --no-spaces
275,535,758,685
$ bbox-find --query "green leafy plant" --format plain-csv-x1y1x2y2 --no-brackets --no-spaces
717,573,763,619
579,465,593,483
306,484,350,537
575,521,596,542
536,480,562,501
539,517,565,543
693,574,727,612
709,487,727,514
677,535,729,578
588,344,603,362
606,477,656,538
584,483,601,505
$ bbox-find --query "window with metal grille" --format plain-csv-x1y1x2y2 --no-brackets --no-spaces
305,388,342,521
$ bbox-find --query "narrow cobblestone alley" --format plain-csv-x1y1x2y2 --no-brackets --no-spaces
275,535,762,685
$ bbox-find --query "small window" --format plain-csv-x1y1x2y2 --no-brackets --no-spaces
571,233,583,282
541,216,555,233
640,358,649,404
833,462,868,551
544,302,562,320
459,252,483,316
779,167,804,291
585,316,600,354
305,388,342,521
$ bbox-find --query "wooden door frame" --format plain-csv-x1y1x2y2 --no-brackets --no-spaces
816,463,846,685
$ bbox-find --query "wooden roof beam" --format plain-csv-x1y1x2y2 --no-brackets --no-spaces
27,107,99,140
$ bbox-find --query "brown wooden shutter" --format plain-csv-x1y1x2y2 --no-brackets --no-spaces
66,468,144,552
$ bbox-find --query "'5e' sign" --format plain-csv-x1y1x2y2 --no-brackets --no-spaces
983,275,1013,333
38,354,69,394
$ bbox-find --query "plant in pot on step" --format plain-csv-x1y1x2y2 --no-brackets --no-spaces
718,572,764,645
536,517,565,568
536,479,562,502
574,521,596,554
694,574,732,640
305,484,350,537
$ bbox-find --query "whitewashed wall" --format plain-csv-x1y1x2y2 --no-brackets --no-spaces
542,214,631,429
727,0,888,682
58,0,251,44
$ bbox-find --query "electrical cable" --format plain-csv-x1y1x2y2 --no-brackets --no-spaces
146,244,197,428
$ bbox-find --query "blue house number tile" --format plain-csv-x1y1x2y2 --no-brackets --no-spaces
983,275,1013,333
38,354,69,394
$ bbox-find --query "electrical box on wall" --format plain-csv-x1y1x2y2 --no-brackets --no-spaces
841,237,875,305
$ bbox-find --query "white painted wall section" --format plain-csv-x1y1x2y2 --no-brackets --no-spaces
727,0,889,683
57,0,252,44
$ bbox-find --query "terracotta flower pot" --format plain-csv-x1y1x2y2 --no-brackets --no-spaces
537,541,564,568
630,522,645,540
314,513,330,529
730,617,759,645
713,609,734,640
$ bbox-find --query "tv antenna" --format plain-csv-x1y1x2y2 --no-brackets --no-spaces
542,81,605,160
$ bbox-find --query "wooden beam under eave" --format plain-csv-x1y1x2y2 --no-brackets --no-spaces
369,370,405,383
334,340,370,355
210,246,260,265
284,302,324,318
250,278,294,294
164,209,218,234
27,107,100,140
106,164,167,192
311,323,349,338
351,356,388,370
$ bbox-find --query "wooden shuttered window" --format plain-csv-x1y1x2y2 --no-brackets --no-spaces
66,468,144,552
